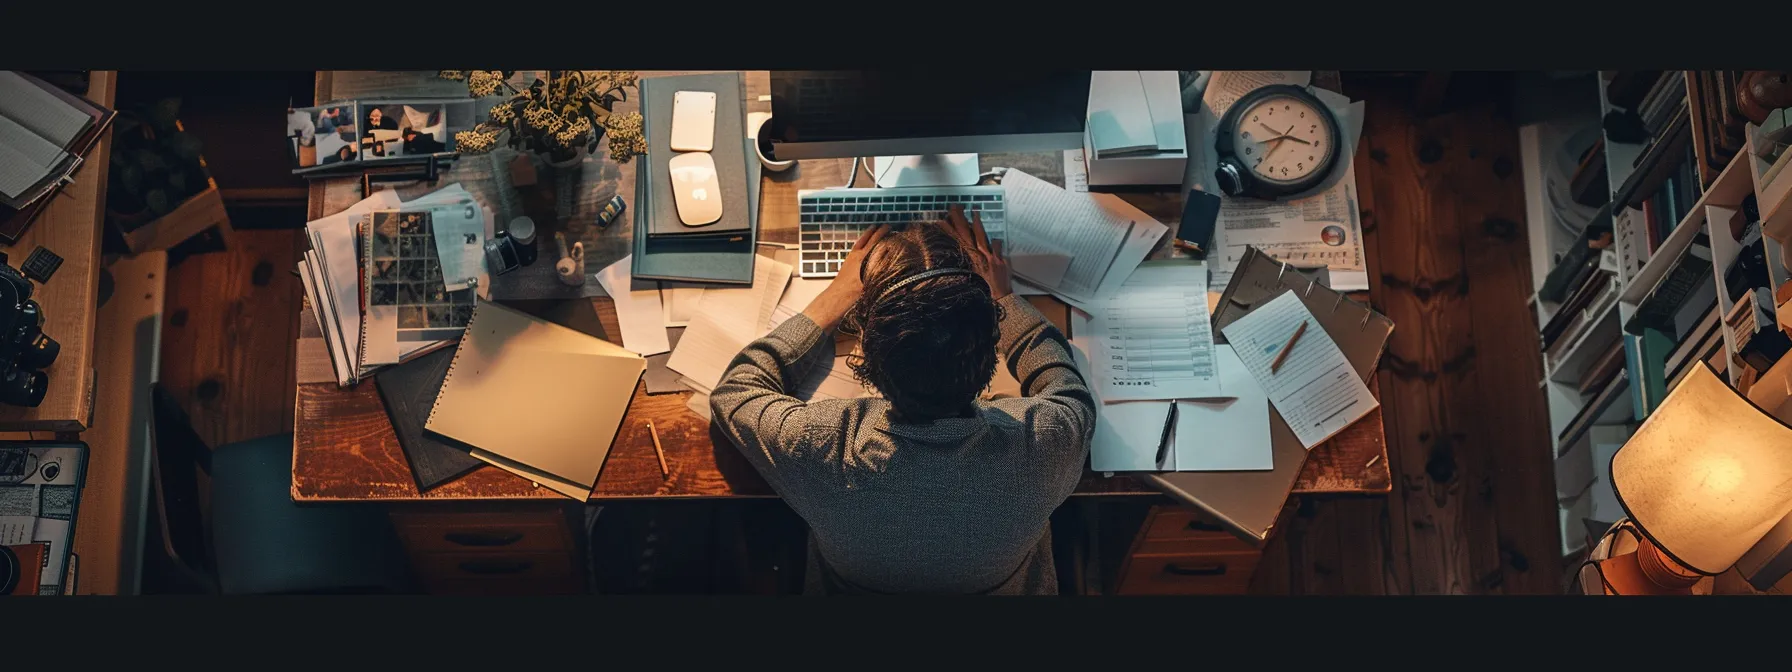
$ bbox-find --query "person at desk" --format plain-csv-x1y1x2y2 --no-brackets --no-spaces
365,106,399,133
711,206,1094,595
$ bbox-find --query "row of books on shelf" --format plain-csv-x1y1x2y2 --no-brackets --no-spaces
1685,71,1751,187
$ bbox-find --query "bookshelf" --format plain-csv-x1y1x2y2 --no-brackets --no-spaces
1523,71,1792,559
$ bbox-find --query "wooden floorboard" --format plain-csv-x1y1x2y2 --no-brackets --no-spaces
160,229,303,448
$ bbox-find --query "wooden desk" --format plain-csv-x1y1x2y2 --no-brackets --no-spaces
292,71,1391,505
0,71,114,432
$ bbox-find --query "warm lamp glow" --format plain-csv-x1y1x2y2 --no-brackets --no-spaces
1611,363,1792,575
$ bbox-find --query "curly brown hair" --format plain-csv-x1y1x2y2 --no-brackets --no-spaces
843,224,1003,423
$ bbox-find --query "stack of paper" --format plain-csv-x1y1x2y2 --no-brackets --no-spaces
1087,71,1186,159
1085,262,1221,402
1219,291,1378,449
1000,169,1168,310
298,183,494,386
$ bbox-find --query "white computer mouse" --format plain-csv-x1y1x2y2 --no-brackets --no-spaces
669,152,723,226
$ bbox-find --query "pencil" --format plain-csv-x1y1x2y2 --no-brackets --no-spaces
1270,321,1307,374
647,420,669,479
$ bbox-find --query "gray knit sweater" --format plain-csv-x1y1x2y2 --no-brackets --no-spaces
710,294,1095,595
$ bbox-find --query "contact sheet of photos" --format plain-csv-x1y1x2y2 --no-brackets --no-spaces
286,98,477,174
362,210,478,344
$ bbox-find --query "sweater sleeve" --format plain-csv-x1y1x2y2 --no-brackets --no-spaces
994,294,1096,444
709,314,838,490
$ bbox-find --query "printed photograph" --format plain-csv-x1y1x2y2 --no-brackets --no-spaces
359,103,453,160
291,104,358,168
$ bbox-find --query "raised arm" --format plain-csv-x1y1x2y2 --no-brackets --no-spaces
709,225,888,487
942,205,1095,439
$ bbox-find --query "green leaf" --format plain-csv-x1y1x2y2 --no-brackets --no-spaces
119,164,143,195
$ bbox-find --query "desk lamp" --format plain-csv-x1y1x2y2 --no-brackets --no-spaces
1601,363,1792,595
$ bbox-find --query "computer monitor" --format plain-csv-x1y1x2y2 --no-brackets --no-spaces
765,71,1091,187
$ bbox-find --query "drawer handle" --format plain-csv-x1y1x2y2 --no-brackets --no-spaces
1163,563,1227,577
444,531,525,547
458,559,534,575
1185,519,1225,533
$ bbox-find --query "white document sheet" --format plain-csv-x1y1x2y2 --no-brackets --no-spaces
1088,209,1170,307
1203,71,1313,117
0,113,66,171
595,255,672,356
659,282,707,327
1089,263,1220,401
1174,345,1273,471
768,275,831,331
1001,169,1136,305
1221,291,1377,449
694,256,793,334
666,311,758,393
425,198,488,292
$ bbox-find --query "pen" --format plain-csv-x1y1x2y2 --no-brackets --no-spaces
1155,404,1177,470
647,420,669,479
1270,321,1307,374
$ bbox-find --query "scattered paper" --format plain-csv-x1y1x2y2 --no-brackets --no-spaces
595,255,672,356
1221,291,1377,449
1204,71,1313,117
769,275,831,331
666,311,758,393
1088,262,1220,402
1002,169,1146,306
694,256,793,335
1063,149,1089,192
1013,280,1051,296
660,282,706,327
1089,398,1175,472
1174,345,1273,471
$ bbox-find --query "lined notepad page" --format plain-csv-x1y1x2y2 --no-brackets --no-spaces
1002,169,1134,304
0,72,88,146
1221,291,1377,449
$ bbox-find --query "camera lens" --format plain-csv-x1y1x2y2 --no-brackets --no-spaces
22,334,57,370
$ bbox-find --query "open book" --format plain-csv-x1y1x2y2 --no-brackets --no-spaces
0,71,115,241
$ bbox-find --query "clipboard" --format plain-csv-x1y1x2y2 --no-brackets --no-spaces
1211,246,1394,379
1143,246,1394,544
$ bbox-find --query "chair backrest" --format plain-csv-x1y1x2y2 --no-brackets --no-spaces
147,383,215,589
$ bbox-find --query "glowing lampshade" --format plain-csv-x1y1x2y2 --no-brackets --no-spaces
1612,363,1792,574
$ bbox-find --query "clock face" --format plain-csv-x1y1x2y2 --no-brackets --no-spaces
1232,94,1335,185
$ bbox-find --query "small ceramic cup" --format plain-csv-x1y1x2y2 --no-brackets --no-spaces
747,112,795,173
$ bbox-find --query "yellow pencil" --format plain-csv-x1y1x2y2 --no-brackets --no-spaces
647,420,669,479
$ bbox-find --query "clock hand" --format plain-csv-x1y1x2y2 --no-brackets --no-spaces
1260,122,1286,137
1282,135,1312,145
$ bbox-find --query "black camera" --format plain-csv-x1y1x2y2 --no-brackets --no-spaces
0,258,57,407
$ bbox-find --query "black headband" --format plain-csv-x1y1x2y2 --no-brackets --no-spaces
875,267,976,302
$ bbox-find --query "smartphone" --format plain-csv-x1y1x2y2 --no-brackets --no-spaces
669,90,717,153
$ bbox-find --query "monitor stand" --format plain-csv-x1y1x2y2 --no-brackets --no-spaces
872,154,980,188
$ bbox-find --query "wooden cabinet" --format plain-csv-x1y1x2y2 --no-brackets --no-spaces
388,504,585,595
1115,505,1261,595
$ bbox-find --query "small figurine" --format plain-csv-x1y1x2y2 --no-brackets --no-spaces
554,232,585,287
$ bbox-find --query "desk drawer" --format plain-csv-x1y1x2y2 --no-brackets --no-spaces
398,522,570,554
1117,550,1259,595
415,551,576,583
1143,506,1233,541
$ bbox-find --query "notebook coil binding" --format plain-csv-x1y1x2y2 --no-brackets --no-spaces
425,299,484,427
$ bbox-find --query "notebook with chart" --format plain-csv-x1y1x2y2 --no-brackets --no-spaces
1141,245,1394,542
425,299,646,500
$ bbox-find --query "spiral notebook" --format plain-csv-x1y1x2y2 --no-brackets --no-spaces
424,299,645,500
1143,245,1394,543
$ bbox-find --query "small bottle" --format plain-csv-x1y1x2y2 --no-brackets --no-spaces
508,216,539,266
